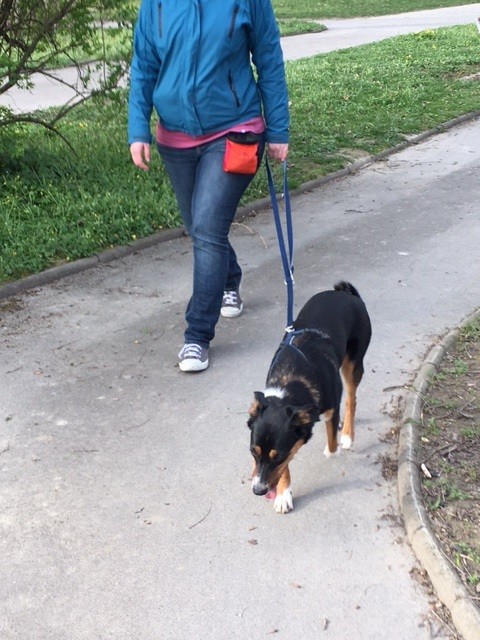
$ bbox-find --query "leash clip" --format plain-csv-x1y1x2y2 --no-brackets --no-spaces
285,325,295,333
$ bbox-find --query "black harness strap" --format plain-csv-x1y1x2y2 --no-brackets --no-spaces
267,328,331,379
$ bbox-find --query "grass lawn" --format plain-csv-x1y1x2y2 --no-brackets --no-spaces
278,19,326,37
1,24,480,283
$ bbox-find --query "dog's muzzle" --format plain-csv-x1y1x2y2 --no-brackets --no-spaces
252,480,269,496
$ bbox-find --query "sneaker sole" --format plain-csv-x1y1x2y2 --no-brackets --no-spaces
220,304,243,318
179,358,209,372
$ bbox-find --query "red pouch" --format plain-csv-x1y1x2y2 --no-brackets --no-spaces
223,133,260,175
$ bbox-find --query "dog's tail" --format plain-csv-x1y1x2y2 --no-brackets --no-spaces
334,281,362,298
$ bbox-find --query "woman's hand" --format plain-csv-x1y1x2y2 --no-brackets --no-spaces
267,143,289,162
130,142,151,171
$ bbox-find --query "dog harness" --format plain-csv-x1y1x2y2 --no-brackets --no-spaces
267,328,331,378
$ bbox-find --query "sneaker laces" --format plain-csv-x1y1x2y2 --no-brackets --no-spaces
180,343,203,359
223,290,240,306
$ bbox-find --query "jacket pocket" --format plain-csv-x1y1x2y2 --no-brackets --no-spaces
228,71,240,107
157,2,162,37
227,3,239,39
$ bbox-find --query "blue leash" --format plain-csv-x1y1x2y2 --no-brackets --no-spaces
265,158,294,331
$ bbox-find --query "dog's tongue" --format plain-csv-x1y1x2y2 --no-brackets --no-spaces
266,488,277,501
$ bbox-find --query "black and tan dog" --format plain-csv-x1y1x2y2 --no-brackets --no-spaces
248,282,371,513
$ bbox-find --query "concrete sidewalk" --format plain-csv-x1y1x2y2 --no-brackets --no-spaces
2,113,480,640
1,6,480,640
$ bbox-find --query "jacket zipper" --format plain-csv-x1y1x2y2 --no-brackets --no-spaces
228,3,239,39
228,71,241,107
157,2,162,37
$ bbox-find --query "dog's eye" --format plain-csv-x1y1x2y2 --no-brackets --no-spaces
270,451,287,463
269,450,285,462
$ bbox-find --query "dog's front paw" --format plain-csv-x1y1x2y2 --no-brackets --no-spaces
323,445,339,457
274,488,293,513
340,434,353,449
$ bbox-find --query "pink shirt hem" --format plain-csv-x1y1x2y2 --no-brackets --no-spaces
156,117,265,148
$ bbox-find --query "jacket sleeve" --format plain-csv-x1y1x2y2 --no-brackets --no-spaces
249,0,289,144
127,0,162,145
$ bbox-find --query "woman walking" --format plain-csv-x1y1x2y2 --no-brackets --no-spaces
128,0,289,371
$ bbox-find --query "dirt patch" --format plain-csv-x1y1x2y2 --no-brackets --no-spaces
459,72,480,83
377,452,398,480
420,318,480,601
0,297,25,313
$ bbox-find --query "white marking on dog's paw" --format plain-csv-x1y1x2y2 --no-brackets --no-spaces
340,434,352,449
274,488,293,513
324,445,340,457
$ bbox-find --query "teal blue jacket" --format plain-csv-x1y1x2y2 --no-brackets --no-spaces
128,0,289,144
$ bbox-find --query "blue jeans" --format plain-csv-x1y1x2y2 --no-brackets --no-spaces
157,134,265,347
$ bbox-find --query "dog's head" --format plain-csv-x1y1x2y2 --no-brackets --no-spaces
247,391,316,496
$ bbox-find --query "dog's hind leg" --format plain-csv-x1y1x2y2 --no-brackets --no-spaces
340,357,364,449
323,408,340,457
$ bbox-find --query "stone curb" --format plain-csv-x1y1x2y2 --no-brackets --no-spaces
1,110,479,302
398,309,480,640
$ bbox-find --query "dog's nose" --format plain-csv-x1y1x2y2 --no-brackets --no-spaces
252,482,268,496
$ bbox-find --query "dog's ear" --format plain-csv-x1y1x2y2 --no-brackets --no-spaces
248,391,266,418
286,404,316,426
254,391,266,404
247,391,268,429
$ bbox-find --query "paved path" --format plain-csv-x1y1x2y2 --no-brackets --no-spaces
1,6,480,640
282,4,480,59
2,114,480,640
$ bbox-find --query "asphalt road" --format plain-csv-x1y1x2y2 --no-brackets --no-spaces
1,5,480,640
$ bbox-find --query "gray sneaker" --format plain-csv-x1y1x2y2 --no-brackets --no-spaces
178,343,209,372
221,290,243,318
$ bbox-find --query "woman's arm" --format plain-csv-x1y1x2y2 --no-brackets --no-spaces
127,0,162,146
249,0,290,151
